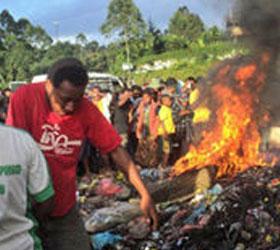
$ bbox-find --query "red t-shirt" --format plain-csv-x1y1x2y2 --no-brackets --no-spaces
6,83,121,216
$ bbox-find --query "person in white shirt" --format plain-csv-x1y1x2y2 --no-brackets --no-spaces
0,124,54,250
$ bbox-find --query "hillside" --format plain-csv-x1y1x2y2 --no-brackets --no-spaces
131,41,248,84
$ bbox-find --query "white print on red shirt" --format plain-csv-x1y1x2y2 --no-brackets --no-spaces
39,124,82,155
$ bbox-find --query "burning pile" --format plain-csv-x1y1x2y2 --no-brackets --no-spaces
173,55,274,177
174,0,280,178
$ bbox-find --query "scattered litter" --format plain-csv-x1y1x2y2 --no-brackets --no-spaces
79,166,280,249
91,232,122,250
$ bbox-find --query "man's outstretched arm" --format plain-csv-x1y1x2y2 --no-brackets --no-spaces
110,146,158,230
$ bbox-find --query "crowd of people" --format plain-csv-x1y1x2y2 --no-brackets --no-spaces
0,57,198,250
82,76,197,176
0,77,197,173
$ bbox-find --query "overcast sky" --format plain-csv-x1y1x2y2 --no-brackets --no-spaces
0,0,233,44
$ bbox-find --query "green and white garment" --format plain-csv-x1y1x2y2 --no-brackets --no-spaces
0,125,54,250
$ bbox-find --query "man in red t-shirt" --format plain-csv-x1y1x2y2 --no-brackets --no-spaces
6,58,158,250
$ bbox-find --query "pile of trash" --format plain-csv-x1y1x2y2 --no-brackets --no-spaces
78,166,280,250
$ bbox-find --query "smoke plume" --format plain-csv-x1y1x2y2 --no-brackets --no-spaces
234,0,280,50
234,0,280,124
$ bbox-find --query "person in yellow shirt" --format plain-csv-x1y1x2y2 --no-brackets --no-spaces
158,94,175,169
88,85,112,122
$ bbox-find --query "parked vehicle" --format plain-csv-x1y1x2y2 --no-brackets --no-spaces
88,72,126,93
31,72,125,93
31,74,47,83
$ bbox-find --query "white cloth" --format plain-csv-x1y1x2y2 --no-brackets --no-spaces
0,125,53,250
101,93,112,122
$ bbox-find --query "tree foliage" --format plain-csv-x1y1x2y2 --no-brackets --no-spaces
0,10,54,82
101,0,146,39
0,6,230,87
168,6,204,42
101,0,147,74
0,10,103,85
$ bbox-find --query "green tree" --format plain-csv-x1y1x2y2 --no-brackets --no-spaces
105,42,125,73
162,34,188,50
89,47,109,72
0,10,17,34
3,37,35,81
0,10,53,81
101,0,146,74
0,11,34,82
168,6,204,42
16,18,52,50
75,33,88,63
34,41,80,74
82,41,108,72
147,19,165,54
76,33,88,47
202,26,225,44
26,26,52,50
85,40,99,53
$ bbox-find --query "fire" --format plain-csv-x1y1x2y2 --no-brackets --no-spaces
235,64,256,82
173,59,274,178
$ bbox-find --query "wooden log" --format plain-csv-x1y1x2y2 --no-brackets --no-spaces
148,166,216,204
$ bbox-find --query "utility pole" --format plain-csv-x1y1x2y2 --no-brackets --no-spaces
124,29,132,84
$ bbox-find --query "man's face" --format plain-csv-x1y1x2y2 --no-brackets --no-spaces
133,89,141,99
186,80,195,89
142,93,152,104
120,90,131,99
92,87,100,97
4,90,11,98
127,90,133,98
167,86,176,95
90,87,102,101
162,96,172,107
50,80,86,115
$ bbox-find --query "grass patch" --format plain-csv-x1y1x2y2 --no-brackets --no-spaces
128,41,248,84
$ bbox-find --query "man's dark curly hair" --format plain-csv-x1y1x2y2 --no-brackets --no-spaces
47,58,89,88
165,77,177,87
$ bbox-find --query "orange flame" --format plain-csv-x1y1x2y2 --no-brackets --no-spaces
173,60,274,178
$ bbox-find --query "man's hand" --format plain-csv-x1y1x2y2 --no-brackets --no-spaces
179,109,191,116
140,194,158,231
110,146,159,231
136,131,143,140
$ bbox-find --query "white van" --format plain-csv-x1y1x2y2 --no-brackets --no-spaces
31,72,125,93
31,74,47,83
88,72,126,93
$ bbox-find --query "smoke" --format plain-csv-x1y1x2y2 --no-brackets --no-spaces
194,0,280,130
234,0,280,50
233,0,280,124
